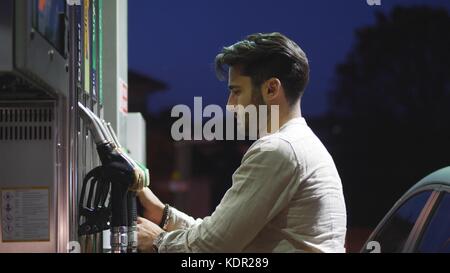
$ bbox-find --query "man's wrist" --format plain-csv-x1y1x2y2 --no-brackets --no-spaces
152,231,166,253
147,202,165,224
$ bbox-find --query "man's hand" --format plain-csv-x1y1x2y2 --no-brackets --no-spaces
137,187,165,225
137,217,165,253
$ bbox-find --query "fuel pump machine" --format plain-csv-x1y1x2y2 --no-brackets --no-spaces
0,0,146,253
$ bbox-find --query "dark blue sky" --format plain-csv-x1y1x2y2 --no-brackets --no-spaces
129,0,450,117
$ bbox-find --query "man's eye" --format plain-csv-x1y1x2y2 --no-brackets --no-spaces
233,90,241,95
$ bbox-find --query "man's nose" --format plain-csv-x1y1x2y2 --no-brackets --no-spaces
227,94,236,108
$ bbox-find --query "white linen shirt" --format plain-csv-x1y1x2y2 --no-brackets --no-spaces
157,117,347,253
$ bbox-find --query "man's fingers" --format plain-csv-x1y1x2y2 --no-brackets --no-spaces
137,218,153,233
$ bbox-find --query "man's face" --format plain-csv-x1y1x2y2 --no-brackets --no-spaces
227,66,255,108
227,66,265,138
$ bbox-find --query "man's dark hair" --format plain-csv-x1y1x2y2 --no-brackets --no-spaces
215,32,310,105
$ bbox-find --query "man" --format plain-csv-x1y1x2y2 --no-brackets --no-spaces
137,32,347,253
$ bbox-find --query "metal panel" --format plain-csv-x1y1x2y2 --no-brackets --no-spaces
103,0,128,143
125,113,146,164
0,0,14,71
0,101,57,252
14,0,69,98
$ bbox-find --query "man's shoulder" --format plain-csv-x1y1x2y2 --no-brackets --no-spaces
243,120,320,167
245,133,298,163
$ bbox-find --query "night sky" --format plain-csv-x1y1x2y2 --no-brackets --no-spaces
128,0,450,117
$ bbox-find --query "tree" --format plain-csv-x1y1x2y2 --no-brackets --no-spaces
328,6,450,227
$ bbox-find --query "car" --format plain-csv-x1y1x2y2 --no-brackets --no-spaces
361,167,450,253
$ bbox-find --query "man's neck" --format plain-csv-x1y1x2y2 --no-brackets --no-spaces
266,102,302,134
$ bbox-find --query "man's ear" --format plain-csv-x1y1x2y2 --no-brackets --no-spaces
265,78,282,100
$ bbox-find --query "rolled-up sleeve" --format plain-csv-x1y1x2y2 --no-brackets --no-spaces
157,137,302,253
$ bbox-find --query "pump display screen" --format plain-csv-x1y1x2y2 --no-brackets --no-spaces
33,0,66,55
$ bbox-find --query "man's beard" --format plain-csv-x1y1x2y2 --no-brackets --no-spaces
235,88,266,139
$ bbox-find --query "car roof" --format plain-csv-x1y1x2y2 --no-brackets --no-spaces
406,166,450,195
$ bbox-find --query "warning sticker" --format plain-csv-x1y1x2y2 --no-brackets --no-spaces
1,188,50,242
119,78,128,114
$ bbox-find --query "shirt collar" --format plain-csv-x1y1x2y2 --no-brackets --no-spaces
258,117,307,139
278,117,307,132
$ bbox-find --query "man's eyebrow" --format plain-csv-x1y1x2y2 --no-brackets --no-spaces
228,85,241,90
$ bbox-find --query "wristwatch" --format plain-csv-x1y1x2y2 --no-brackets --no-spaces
152,231,166,253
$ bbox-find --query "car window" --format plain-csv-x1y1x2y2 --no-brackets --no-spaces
416,192,450,253
369,191,432,253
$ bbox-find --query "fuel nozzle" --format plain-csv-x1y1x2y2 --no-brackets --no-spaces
78,103,140,253
78,102,112,146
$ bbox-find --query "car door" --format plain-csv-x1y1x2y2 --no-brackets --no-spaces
362,190,436,253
